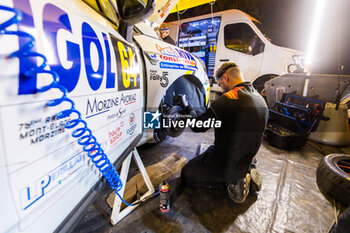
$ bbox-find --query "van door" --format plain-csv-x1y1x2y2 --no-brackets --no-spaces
215,22,265,82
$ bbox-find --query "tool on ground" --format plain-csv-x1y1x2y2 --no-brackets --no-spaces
159,181,170,212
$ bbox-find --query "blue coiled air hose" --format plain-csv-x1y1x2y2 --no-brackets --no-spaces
0,5,133,206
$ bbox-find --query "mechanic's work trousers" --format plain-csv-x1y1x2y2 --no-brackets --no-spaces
181,145,254,188
181,146,224,188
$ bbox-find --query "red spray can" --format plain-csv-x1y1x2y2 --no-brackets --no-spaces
159,181,170,212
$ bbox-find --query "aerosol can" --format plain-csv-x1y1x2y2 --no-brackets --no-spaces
159,181,170,212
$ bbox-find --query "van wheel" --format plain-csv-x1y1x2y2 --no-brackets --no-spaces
316,154,350,206
253,75,277,93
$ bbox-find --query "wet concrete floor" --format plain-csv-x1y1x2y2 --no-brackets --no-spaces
73,129,338,233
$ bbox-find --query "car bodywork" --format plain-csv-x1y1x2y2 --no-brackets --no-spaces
0,0,209,232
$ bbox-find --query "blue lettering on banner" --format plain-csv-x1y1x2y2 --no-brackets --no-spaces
82,23,104,91
43,4,81,92
20,153,85,210
85,97,118,117
16,2,121,94
103,33,116,89
159,62,197,71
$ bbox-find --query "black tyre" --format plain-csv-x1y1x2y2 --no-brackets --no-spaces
163,105,185,137
316,154,350,206
253,75,277,93
153,128,167,143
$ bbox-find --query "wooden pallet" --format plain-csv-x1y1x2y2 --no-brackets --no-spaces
106,153,186,209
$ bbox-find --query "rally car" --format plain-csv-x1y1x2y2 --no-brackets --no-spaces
0,0,209,232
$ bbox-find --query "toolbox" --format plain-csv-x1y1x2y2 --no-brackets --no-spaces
264,94,325,150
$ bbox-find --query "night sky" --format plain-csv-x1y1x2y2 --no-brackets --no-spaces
166,0,350,75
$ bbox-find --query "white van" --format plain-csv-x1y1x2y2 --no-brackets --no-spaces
168,9,304,91
0,0,208,232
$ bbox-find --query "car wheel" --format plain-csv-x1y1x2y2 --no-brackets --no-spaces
153,128,168,143
163,105,185,137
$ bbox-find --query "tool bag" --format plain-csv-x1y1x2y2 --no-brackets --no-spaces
264,94,325,150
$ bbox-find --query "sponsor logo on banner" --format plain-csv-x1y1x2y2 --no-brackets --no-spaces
20,152,85,210
150,53,157,59
109,121,124,146
150,70,169,88
144,44,197,71
126,113,137,135
107,107,127,120
16,3,140,95
85,93,137,118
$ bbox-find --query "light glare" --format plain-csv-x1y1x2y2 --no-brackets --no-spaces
305,0,327,73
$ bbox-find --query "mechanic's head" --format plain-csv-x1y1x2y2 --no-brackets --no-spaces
159,23,170,39
215,62,245,93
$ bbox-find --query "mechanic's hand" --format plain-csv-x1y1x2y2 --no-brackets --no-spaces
173,94,189,110
173,94,197,117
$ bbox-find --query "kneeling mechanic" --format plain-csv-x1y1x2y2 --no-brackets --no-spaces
180,62,268,203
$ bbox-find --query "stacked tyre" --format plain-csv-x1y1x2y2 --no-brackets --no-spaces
316,154,350,206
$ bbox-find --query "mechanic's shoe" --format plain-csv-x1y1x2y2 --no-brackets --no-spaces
250,169,262,192
227,173,251,203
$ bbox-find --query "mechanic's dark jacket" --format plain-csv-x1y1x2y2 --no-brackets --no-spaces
190,82,268,183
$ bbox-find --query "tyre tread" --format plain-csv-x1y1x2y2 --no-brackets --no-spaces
316,154,350,206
